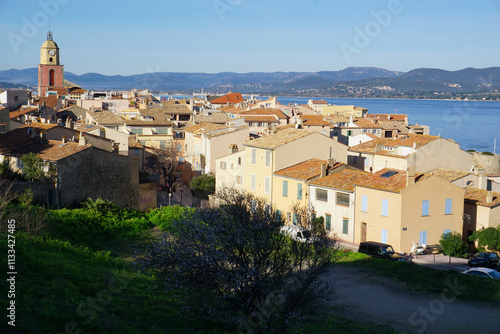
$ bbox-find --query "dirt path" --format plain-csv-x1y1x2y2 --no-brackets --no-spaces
324,266,500,334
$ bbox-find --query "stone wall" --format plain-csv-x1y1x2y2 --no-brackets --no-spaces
138,182,157,211
472,152,500,175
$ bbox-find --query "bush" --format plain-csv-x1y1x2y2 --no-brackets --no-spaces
469,227,500,251
440,232,467,258
145,205,195,231
482,151,494,156
189,174,215,195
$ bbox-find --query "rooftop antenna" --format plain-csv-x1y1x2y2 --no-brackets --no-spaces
47,25,53,41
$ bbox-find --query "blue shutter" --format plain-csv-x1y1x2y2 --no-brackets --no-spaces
381,229,388,243
361,195,367,212
297,183,302,200
282,180,288,197
325,214,331,231
382,199,388,216
419,231,427,246
445,199,452,214
443,229,451,235
422,200,429,216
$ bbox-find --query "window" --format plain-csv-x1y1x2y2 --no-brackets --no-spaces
325,214,331,231
381,229,388,243
238,157,242,165
342,219,349,234
177,145,182,152
419,231,428,246
251,148,256,164
282,180,288,197
347,130,352,136
353,156,358,164
443,229,451,235
160,141,166,149
316,188,328,202
179,157,184,163
236,175,242,184
382,199,388,216
264,176,270,194
337,193,350,206
251,174,256,190
293,213,298,225
445,199,452,214
156,128,169,135
130,128,143,135
422,200,430,216
265,151,271,167
134,149,140,155
361,195,368,212
297,183,302,200
276,210,282,222
220,161,226,170
49,69,55,86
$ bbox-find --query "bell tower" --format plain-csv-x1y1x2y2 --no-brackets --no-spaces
38,31,64,97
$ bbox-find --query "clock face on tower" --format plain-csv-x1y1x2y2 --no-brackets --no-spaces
48,50,55,56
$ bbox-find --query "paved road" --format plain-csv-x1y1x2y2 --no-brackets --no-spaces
325,265,500,334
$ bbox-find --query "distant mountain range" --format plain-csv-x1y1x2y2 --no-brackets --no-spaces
1,66,499,100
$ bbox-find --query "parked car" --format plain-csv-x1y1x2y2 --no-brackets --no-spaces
467,252,499,268
461,268,500,280
358,241,412,262
280,225,316,243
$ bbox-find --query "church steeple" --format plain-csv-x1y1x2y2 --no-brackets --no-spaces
38,31,64,97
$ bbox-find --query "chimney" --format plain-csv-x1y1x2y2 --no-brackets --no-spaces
320,163,327,178
407,167,416,186
486,191,493,204
477,169,487,190
79,132,86,146
62,135,67,144
327,158,334,167
230,144,238,154
40,129,47,142
99,127,106,137
112,142,119,153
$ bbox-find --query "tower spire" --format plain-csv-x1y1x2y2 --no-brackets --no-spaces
47,29,53,41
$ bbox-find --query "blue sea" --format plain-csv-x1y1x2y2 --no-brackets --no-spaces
163,95,500,153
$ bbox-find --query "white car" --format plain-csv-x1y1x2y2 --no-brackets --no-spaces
280,225,315,243
461,268,500,280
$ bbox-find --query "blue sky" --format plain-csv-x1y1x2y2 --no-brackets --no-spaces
1,0,499,75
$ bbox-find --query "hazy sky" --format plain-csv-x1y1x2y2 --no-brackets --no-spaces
1,0,500,75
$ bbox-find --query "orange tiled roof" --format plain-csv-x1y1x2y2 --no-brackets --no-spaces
464,188,500,208
300,115,330,126
88,110,124,125
33,95,60,109
128,135,143,149
349,134,440,154
274,158,329,180
309,169,370,192
354,168,430,193
243,115,279,123
210,93,244,104
311,100,328,104
353,118,383,129
184,122,226,134
244,128,315,149
367,114,408,122
240,108,288,119
429,168,471,182
20,123,59,131
9,107,38,119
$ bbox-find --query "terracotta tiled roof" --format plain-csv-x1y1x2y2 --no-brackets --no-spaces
349,134,440,154
128,135,143,149
34,95,60,109
429,168,471,182
311,100,328,104
194,113,229,124
244,128,315,149
146,105,192,115
367,114,408,122
20,123,59,131
240,108,288,119
354,168,430,193
274,158,329,180
465,188,500,208
0,127,90,160
220,106,245,113
353,118,383,129
300,115,330,126
9,107,38,119
210,93,244,104
185,122,227,134
88,110,124,125
68,88,87,94
243,115,279,123
73,122,100,133
309,169,370,192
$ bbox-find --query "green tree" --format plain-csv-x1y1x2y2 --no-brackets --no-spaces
469,227,500,252
19,152,55,181
189,173,215,195
439,232,468,263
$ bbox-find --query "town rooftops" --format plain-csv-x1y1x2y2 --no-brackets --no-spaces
354,168,430,193
274,158,338,181
367,114,408,122
465,188,500,208
244,128,315,149
0,127,90,160
352,118,383,129
243,115,279,123
33,95,61,109
239,108,288,120
210,93,244,104
9,107,38,119
309,169,369,192
349,134,440,154
185,122,247,138
311,100,328,104
194,113,230,124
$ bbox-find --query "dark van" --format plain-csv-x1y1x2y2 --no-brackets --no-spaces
358,241,412,262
